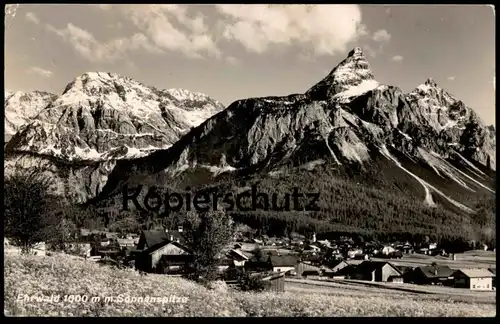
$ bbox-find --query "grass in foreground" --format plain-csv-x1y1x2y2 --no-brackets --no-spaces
4,254,496,317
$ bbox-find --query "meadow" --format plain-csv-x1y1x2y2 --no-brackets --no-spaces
4,253,496,317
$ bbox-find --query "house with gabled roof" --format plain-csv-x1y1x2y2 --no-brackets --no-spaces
348,261,402,282
226,249,250,266
406,265,454,286
454,268,495,291
269,255,298,273
135,230,192,273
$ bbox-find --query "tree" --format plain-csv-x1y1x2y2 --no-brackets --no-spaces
184,210,235,282
50,218,78,252
4,167,60,253
108,216,141,235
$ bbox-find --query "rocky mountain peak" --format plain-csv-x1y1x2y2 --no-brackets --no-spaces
4,90,57,137
424,78,438,87
6,72,225,163
306,47,376,101
348,47,364,58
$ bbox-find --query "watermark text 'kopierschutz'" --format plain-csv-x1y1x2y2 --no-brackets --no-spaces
122,185,320,214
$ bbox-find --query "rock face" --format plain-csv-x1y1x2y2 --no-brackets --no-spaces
4,90,57,141
96,48,495,214
4,72,225,202
6,72,225,161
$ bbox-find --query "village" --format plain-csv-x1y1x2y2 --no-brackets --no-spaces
5,226,496,294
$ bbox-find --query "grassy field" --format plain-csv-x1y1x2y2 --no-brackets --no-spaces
4,253,496,317
370,250,496,269
285,278,496,305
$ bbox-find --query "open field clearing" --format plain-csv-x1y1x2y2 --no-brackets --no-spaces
285,279,496,305
370,250,496,269
4,253,496,317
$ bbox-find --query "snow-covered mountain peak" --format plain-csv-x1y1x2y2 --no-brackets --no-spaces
306,47,375,100
4,90,57,137
165,88,209,102
6,72,225,162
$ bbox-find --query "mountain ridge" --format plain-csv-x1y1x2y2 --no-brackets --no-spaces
91,48,495,235
4,72,226,202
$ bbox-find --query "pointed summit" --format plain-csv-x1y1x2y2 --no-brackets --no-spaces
306,47,376,101
425,78,438,87
348,47,364,57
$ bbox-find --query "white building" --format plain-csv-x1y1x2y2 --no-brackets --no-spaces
454,268,494,291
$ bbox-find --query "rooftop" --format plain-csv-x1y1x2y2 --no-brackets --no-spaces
457,268,495,278
416,265,454,278
269,255,299,267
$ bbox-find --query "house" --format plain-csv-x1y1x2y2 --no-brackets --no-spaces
307,245,321,252
226,249,250,267
454,268,494,291
136,230,186,251
80,228,91,237
488,268,495,287
301,269,322,279
65,242,92,258
381,246,396,256
92,243,122,259
402,244,414,254
348,261,402,282
253,238,263,244
269,255,298,273
328,260,350,274
135,239,192,273
347,249,363,259
105,232,120,240
406,265,455,286
117,238,136,249
296,261,321,276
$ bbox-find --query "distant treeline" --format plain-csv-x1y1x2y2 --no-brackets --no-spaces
91,158,495,248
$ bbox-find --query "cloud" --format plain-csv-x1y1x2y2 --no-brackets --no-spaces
215,5,365,56
27,66,53,78
51,5,371,61
25,12,40,25
117,5,221,59
391,55,404,62
46,23,162,63
226,56,239,65
447,76,456,81
372,29,391,43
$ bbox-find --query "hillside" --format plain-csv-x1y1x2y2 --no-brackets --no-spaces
90,48,495,243
4,254,495,317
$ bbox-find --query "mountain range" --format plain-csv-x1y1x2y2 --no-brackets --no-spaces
4,72,225,201
4,47,496,241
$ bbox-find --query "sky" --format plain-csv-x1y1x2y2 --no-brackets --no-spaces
4,4,496,125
